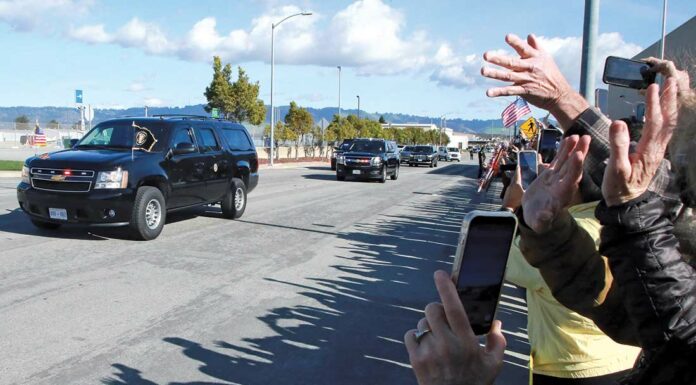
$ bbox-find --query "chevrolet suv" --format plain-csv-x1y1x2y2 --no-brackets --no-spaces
335,138,400,182
17,116,259,240
409,145,438,167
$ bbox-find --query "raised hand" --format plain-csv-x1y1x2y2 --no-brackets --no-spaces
602,78,678,206
481,34,589,129
404,271,506,385
521,135,591,233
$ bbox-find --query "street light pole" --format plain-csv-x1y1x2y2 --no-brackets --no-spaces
337,66,342,119
270,11,312,167
356,95,360,119
659,0,668,60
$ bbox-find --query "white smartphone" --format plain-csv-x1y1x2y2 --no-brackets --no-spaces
451,210,518,335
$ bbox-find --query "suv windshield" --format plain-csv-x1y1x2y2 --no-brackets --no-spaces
413,146,433,153
448,147,459,152
76,121,168,151
348,140,384,153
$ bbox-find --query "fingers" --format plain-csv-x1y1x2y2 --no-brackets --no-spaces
551,135,579,171
486,86,527,98
483,51,534,72
607,120,632,175
527,34,541,51
659,77,678,144
481,66,532,83
505,33,537,59
484,320,507,362
404,329,419,353
433,270,475,339
558,136,590,185
417,317,430,333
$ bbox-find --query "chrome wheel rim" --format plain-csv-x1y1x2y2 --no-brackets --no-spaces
234,187,245,211
145,199,162,230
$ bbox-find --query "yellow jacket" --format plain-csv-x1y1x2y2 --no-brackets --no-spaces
505,201,640,378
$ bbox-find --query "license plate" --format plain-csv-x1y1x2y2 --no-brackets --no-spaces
418,157,424,161
49,208,68,220
352,170,361,175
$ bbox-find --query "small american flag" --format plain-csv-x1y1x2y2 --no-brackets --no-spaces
501,98,531,128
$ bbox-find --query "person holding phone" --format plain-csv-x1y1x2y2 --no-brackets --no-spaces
502,167,640,385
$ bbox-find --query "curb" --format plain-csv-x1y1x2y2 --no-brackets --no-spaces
0,171,21,178
259,161,330,170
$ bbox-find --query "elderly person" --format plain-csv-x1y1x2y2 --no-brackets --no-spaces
405,34,695,385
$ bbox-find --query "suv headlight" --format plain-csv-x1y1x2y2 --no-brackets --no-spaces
337,155,345,165
21,165,30,184
95,169,128,189
371,156,382,166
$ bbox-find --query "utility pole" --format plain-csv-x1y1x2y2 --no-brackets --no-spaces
659,0,668,60
337,66,342,119
579,0,599,103
356,95,360,119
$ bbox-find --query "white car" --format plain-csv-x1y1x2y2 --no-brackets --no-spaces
447,147,461,162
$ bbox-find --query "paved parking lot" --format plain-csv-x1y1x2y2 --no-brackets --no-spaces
0,159,529,385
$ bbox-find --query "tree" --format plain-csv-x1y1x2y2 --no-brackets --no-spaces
204,56,232,118
204,57,266,125
15,115,29,124
378,115,387,124
285,101,314,159
264,121,288,160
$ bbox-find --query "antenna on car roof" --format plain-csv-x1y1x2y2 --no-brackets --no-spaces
151,114,213,120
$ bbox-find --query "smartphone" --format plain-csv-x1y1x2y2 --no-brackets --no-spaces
452,211,518,335
603,56,656,89
537,128,561,163
518,150,538,190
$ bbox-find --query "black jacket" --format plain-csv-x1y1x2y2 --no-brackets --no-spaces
596,192,696,385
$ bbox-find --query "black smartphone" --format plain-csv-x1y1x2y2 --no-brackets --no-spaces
603,56,656,89
537,128,561,163
518,150,538,190
452,211,518,335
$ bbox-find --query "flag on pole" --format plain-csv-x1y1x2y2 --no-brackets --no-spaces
501,98,531,128
32,121,47,147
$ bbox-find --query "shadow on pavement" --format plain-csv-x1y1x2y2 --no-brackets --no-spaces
103,165,529,385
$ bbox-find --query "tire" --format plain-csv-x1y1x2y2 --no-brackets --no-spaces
221,178,247,219
390,164,399,180
31,218,61,230
379,166,387,183
434,160,438,167
130,186,166,240
429,161,434,168
337,173,345,181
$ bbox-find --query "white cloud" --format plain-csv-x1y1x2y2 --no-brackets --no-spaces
0,0,93,31
143,97,164,107
68,24,112,44
126,82,147,93
537,32,642,88
429,43,480,88
115,18,174,55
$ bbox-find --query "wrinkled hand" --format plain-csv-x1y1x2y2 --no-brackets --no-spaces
502,165,524,211
602,78,678,207
644,57,694,99
481,34,588,120
522,135,590,233
404,271,506,385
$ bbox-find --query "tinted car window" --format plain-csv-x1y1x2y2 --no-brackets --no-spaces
223,129,254,151
77,120,168,151
172,128,195,147
349,141,385,153
198,128,220,152
413,146,434,153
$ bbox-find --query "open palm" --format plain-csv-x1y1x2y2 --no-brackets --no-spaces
522,135,591,234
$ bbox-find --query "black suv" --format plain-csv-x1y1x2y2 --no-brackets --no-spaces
330,138,355,170
408,145,438,167
17,116,259,240
335,138,400,182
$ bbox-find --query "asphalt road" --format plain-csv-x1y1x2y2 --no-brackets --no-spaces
0,159,529,385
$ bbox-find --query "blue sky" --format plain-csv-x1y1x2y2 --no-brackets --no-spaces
1,0,694,119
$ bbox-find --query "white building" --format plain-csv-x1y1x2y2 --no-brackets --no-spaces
380,123,470,148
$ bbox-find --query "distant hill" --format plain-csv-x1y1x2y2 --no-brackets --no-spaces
0,104,528,135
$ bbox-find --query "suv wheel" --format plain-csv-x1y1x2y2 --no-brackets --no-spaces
434,160,438,167
130,186,166,240
390,164,399,180
221,178,247,219
336,173,345,181
31,219,61,230
379,166,387,183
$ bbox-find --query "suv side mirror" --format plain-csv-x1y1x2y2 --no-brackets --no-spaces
69,139,79,148
172,142,196,155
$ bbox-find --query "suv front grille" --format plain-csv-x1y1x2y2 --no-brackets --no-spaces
345,156,372,166
30,168,94,192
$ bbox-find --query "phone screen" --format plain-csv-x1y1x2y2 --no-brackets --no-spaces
603,56,655,89
455,215,517,335
538,129,560,163
518,151,538,190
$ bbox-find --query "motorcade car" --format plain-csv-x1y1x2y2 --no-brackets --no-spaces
438,146,449,161
17,115,258,240
330,138,355,170
335,138,400,182
409,145,438,167
447,147,461,162
399,145,414,164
